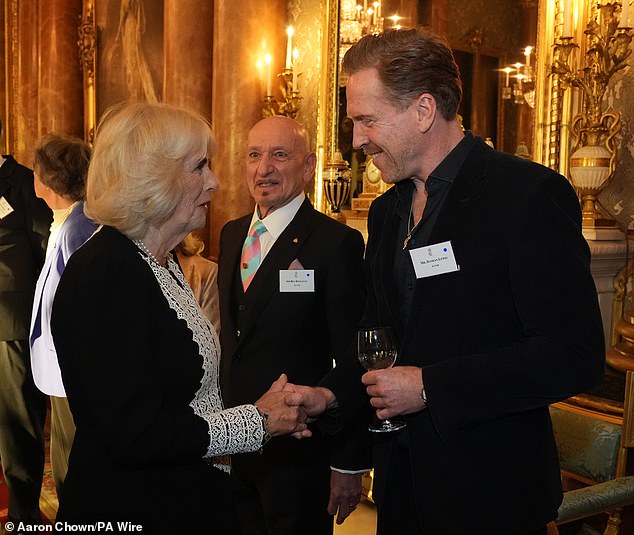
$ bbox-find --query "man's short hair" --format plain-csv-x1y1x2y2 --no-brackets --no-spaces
342,28,463,120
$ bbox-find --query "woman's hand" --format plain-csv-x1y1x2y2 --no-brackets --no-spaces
255,374,311,437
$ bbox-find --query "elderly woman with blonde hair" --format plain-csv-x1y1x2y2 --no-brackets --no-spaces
50,102,307,533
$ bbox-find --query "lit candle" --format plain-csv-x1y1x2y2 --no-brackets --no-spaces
562,0,573,36
503,67,513,87
256,58,264,94
265,53,272,96
524,46,533,67
286,26,294,70
292,48,299,92
374,1,380,21
622,0,631,27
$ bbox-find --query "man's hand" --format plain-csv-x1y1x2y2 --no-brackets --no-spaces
362,366,426,419
254,374,308,436
328,471,363,525
282,383,338,439
283,383,337,418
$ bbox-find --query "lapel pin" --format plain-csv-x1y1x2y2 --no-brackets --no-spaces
292,237,299,244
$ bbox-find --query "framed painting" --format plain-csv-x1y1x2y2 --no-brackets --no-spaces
80,0,164,143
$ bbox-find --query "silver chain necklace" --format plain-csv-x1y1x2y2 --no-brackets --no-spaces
403,196,422,250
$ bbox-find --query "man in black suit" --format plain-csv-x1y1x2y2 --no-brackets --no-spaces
286,29,605,534
0,125,52,527
218,116,368,535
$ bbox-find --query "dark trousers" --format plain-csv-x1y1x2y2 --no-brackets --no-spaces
231,459,332,535
0,339,47,523
375,435,549,535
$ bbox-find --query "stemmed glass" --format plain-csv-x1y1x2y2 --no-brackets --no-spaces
358,326,407,433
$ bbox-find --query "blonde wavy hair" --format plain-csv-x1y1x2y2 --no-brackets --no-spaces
85,102,215,239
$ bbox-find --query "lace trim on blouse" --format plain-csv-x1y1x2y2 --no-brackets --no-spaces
136,248,265,472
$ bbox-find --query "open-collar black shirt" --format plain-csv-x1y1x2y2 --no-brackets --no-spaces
393,131,476,326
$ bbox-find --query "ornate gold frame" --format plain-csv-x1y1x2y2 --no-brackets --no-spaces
79,0,96,144
533,0,594,174
2,0,18,154
313,0,340,212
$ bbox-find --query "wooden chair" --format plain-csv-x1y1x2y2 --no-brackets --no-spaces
547,370,634,534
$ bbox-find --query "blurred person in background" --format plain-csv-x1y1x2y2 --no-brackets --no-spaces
0,118,52,529
29,134,98,499
175,232,220,334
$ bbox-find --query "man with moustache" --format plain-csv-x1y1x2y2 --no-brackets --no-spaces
218,116,369,535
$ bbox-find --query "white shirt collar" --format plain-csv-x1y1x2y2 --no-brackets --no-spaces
247,193,305,260
248,192,305,242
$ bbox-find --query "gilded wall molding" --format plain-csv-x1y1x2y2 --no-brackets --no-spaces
5,0,18,154
78,1,95,83
313,0,340,211
80,0,96,144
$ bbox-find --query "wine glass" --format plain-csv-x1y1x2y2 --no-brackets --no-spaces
358,326,407,433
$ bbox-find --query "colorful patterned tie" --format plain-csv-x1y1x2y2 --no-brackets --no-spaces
240,220,267,291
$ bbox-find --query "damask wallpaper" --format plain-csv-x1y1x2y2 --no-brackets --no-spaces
603,70,634,232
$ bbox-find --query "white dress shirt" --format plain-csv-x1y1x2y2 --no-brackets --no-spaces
247,192,305,257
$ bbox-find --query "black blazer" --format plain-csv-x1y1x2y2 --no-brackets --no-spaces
52,226,238,533
0,155,51,341
323,138,605,534
218,198,368,473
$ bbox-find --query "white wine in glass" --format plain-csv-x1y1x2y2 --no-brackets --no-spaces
358,327,407,433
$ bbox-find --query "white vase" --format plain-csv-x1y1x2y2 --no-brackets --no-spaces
569,143,612,193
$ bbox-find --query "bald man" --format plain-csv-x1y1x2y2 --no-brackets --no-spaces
218,116,369,535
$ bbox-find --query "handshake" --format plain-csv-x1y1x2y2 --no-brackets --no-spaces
253,365,426,438
253,373,337,439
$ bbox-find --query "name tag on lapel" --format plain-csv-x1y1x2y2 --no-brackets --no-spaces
279,270,315,292
0,196,14,219
409,240,459,279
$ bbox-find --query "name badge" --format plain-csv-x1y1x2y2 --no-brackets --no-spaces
409,240,459,279
0,196,14,220
279,269,315,292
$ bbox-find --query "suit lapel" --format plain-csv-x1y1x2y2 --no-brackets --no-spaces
429,139,489,244
236,199,315,349
376,195,406,341
0,157,15,197
218,215,250,348
402,139,489,343
221,216,250,287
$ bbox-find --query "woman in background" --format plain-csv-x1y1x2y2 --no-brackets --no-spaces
176,232,220,334
29,134,98,499
51,102,307,533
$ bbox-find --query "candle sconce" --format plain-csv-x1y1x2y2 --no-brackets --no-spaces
551,1,632,232
262,68,302,119
501,47,536,108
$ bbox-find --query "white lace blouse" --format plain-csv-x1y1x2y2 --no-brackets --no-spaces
137,249,265,472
